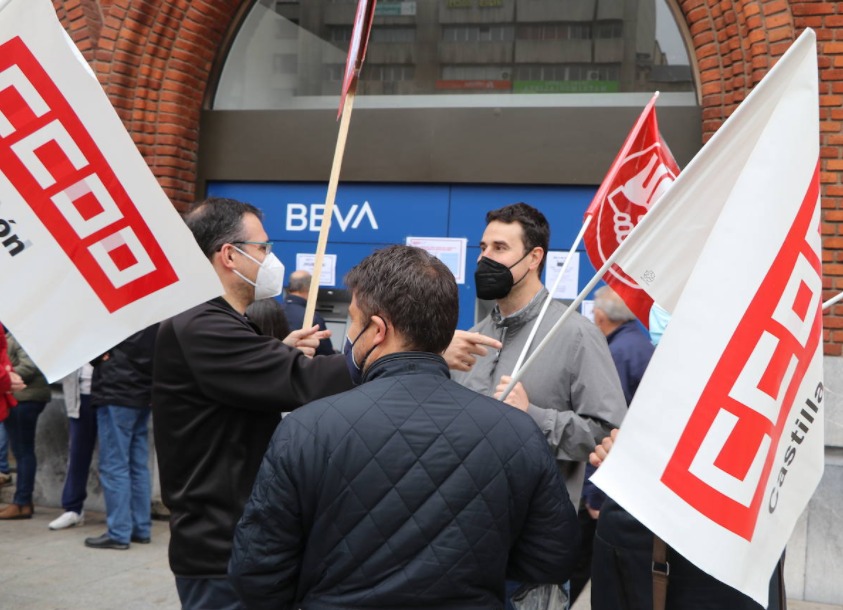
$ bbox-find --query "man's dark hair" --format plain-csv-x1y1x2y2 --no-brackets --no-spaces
246,298,292,341
185,197,263,260
345,245,458,354
485,202,550,274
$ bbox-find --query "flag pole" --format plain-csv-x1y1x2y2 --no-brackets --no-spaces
498,139,677,401
510,215,592,377
500,235,624,400
302,82,357,329
823,291,843,310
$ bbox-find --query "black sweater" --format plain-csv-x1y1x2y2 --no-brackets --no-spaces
152,297,353,577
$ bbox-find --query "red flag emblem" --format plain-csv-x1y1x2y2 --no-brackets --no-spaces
583,97,679,326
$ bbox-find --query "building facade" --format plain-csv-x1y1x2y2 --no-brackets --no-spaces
52,0,843,604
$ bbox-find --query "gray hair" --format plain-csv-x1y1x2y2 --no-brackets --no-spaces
287,271,312,294
594,286,636,323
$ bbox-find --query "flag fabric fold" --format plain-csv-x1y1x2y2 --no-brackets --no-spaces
583,94,679,326
591,29,822,607
337,0,377,118
0,0,221,381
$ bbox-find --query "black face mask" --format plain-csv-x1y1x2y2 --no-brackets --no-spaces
474,252,530,301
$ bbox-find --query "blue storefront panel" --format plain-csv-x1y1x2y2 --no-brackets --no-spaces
207,181,600,330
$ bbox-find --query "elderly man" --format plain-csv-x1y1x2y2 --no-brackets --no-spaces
230,245,580,610
283,270,335,355
152,197,354,610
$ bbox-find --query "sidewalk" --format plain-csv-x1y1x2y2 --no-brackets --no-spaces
1,504,841,609
0,505,178,609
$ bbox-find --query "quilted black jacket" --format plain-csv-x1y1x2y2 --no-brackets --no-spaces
230,352,580,610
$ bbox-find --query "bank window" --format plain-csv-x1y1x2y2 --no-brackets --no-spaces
517,24,592,41
272,53,298,74
329,27,352,44
442,25,514,43
442,65,510,80
595,21,623,39
361,64,416,81
213,0,695,108
372,27,416,43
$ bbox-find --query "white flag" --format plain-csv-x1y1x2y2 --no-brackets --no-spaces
591,29,821,606
0,0,221,381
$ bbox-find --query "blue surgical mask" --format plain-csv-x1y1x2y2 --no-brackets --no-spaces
343,321,371,385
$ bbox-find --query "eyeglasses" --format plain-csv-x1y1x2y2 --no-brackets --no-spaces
231,241,273,255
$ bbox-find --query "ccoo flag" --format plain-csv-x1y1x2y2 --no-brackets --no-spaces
0,0,221,381
591,29,821,606
583,94,679,327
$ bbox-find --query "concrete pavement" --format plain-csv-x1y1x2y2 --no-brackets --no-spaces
0,505,178,609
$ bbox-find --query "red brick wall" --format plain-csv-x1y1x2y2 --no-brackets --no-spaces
54,0,843,352
53,0,247,212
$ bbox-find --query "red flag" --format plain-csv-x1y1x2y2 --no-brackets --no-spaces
583,95,680,326
338,0,377,119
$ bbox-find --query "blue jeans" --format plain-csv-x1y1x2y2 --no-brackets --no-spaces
0,421,9,473
5,401,46,505
96,405,151,544
61,394,97,513
175,577,243,610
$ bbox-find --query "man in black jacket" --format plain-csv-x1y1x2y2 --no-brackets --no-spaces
229,245,580,610
85,324,158,550
152,198,354,610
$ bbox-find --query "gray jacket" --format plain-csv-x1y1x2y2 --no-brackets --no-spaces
454,287,627,503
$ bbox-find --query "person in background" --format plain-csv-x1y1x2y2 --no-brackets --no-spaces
50,363,97,530
0,327,25,488
283,270,335,355
0,330,50,520
245,298,291,342
84,325,158,550
570,286,655,603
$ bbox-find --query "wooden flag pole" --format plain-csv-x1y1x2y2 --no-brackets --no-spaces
302,81,358,330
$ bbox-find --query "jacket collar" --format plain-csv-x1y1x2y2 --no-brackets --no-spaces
210,296,261,333
285,294,306,306
606,320,639,344
491,286,549,330
363,352,450,384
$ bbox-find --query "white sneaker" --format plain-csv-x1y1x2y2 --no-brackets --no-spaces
49,511,84,530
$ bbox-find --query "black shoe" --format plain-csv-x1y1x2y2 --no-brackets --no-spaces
131,534,151,544
84,533,129,550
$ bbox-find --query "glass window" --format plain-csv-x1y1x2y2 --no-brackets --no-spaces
213,0,695,109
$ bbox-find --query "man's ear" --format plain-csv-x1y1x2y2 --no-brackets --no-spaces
529,247,544,271
217,244,237,270
370,315,388,346
593,308,607,328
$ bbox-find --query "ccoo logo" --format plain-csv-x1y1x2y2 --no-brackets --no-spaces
0,37,177,312
595,143,678,289
661,165,822,540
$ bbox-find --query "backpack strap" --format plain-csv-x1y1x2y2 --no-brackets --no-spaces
652,535,670,610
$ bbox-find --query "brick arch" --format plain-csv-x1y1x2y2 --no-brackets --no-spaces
55,0,249,211
673,0,796,141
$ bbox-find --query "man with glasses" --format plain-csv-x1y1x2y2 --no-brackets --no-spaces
152,197,355,610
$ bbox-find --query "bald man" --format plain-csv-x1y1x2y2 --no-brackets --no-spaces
283,271,335,356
